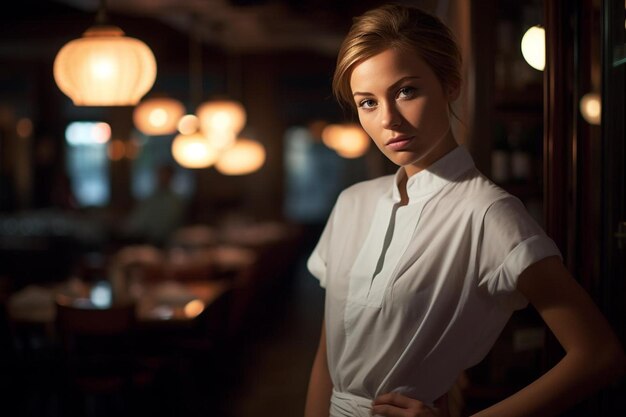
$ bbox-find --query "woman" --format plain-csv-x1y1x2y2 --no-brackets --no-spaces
304,4,624,417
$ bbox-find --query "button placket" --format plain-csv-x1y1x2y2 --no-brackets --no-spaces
366,200,426,305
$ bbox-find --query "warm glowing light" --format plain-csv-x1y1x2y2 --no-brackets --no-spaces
184,299,205,318
521,25,545,71
172,132,220,168
215,138,266,175
580,92,601,125
150,109,167,126
206,129,237,150
108,139,126,160
177,114,199,135
322,123,370,158
53,25,157,106
197,100,246,136
321,124,343,150
335,124,370,158
91,55,115,79
133,97,185,135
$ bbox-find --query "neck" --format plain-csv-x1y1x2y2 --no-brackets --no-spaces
404,128,457,177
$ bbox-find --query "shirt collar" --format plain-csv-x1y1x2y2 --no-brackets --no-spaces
391,145,475,202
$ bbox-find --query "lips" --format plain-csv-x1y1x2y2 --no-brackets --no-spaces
385,135,414,151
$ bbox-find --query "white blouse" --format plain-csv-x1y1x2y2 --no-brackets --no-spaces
307,146,561,416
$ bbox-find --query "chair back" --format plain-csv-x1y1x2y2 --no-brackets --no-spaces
56,301,135,336
54,300,145,415
55,301,136,356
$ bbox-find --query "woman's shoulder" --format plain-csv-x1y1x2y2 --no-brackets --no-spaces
451,168,517,210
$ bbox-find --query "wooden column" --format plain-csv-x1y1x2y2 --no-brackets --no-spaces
543,0,578,264
467,0,496,174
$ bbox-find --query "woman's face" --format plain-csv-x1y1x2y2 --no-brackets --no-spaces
350,47,458,176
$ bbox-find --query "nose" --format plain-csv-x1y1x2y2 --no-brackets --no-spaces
381,103,402,129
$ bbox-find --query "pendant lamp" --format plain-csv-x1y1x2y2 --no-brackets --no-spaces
321,123,343,150
215,138,266,175
171,16,217,169
172,131,220,169
177,114,200,136
197,53,247,138
205,128,237,151
133,97,185,135
322,123,370,159
53,0,157,106
197,99,247,137
335,124,370,158
172,15,219,169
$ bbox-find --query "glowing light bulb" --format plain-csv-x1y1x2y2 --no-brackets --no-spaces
521,25,545,71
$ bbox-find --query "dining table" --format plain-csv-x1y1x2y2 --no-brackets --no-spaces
6,275,232,330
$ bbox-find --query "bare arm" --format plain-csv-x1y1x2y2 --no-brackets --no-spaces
371,256,624,417
472,256,625,417
304,317,333,417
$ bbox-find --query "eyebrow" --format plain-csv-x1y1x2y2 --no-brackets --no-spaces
352,76,421,97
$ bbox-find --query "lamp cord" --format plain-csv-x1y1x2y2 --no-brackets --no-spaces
95,0,109,26
189,14,203,109
227,53,243,102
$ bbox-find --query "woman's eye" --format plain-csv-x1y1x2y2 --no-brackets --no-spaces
398,86,417,99
358,99,377,109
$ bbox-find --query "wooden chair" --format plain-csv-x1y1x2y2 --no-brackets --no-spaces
55,300,145,416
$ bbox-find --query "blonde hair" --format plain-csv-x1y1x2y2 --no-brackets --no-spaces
333,4,462,111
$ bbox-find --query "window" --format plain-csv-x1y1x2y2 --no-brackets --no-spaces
65,121,111,207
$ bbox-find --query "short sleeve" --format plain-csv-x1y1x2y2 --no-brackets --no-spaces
478,196,562,309
307,203,338,288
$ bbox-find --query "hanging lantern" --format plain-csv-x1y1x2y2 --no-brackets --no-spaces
177,114,200,135
215,138,266,175
171,132,219,169
197,100,247,136
322,123,370,158
521,25,545,71
133,97,185,135
321,123,343,150
53,25,157,106
205,129,237,151
335,124,370,158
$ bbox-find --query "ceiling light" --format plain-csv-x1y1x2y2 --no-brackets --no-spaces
197,99,247,137
177,114,200,135
53,1,156,106
521,25,545,71
322,123,370,158
133,97,185,135
171,132,219,169
215,138,266,175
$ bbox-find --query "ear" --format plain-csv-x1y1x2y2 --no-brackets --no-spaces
445,81,461,102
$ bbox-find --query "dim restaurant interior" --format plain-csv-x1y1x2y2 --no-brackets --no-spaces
0,0,624,416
